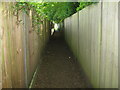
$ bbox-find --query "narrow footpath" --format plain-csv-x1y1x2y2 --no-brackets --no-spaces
32,32,92,88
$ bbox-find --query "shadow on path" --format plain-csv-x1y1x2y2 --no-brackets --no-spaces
32,31,92,88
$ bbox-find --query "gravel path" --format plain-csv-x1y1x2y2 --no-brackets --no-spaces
32,32,92,88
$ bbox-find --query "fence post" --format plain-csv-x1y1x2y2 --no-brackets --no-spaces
23,12,28,88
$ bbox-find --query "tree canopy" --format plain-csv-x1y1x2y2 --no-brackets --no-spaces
14,2,97,24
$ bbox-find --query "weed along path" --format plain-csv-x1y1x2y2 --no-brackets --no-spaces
32,32,91,88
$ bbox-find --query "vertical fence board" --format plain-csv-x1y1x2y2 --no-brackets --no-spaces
100,2,118,88
2,3,12,88
0,3,2,89
118,2,120,89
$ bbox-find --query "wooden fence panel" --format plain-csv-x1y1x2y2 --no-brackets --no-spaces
71,13,79,58
89,3,101,88
1,2,50,88
0,3,2,89
64,2,118,88
119,2,120,89
71,15,75,54
100,2,118,88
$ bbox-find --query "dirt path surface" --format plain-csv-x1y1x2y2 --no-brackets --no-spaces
32,32,92,88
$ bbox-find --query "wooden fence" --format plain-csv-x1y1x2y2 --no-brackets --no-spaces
0,2,50,88
64,2,118,88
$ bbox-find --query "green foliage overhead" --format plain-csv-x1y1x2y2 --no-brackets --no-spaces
14,1,98,24
40,2,79,23
14,2,79,23
77,2,93,11
76,1,99,11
